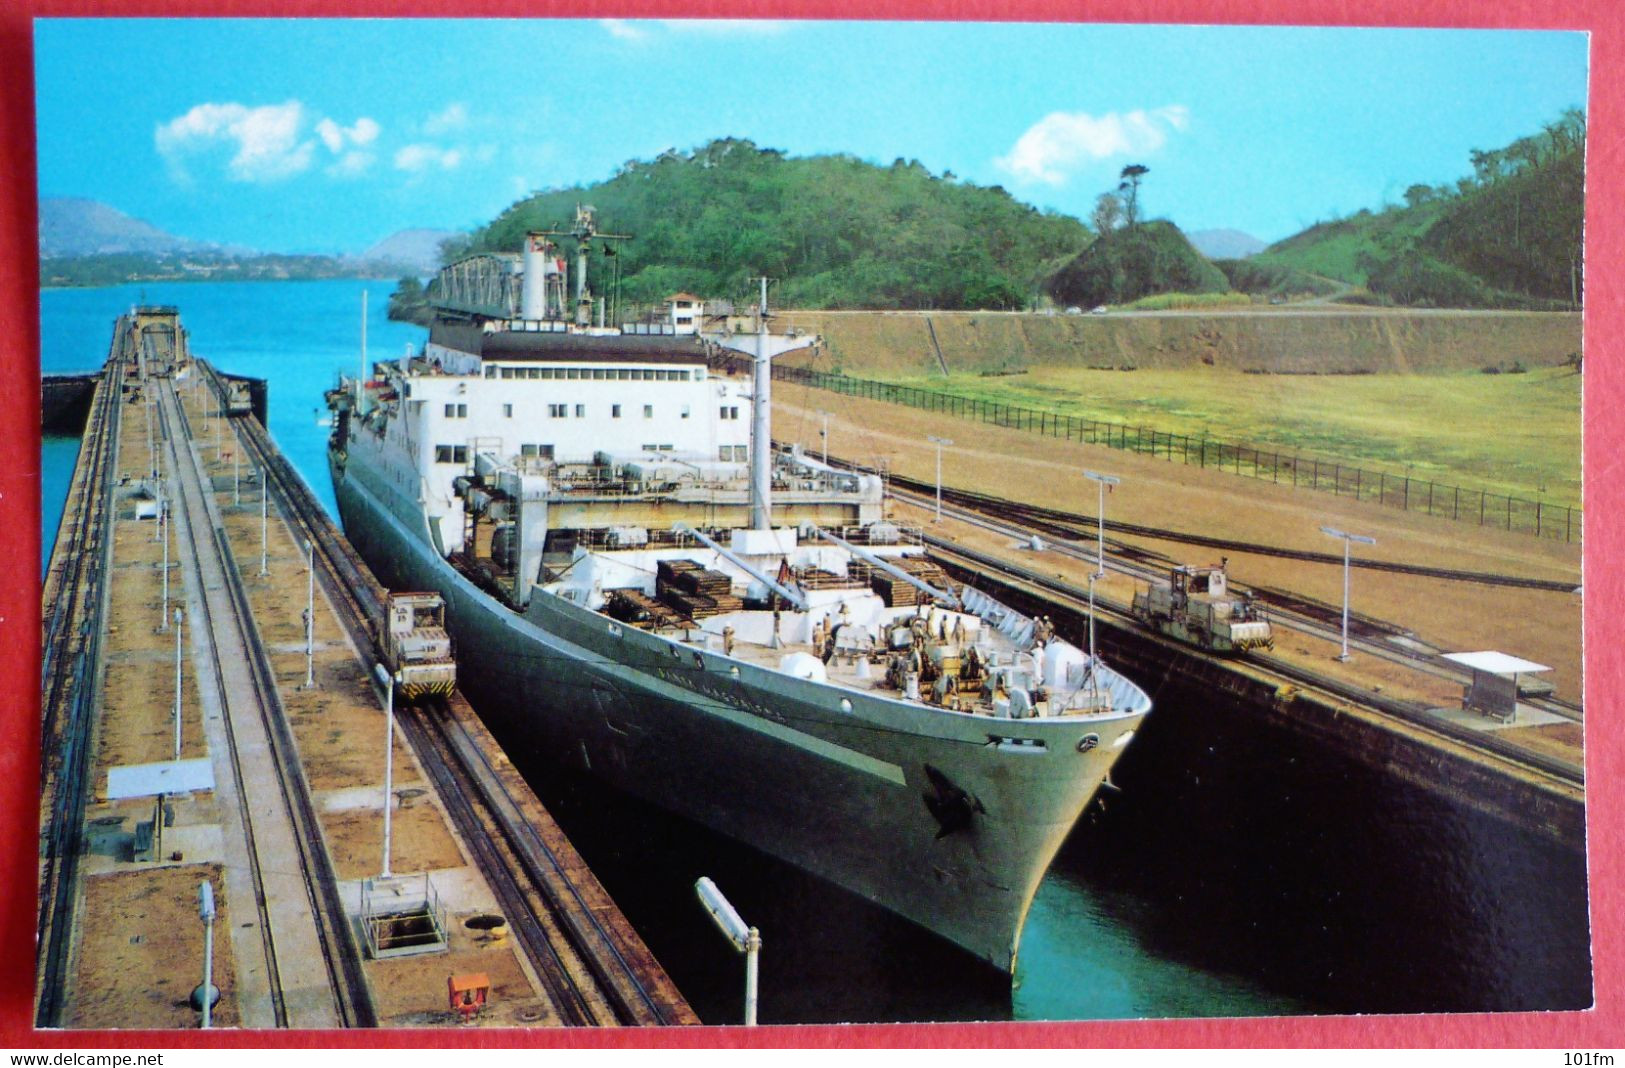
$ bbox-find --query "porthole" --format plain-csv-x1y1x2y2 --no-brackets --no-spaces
1077,734,1101,753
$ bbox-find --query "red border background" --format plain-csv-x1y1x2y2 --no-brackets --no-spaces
1,0,1618,1049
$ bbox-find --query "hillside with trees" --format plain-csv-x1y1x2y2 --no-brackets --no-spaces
1045,219,1227,307
453,138,1091,311
1252,108,1585,308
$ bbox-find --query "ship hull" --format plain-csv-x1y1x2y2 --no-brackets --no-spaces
331,451,1143,973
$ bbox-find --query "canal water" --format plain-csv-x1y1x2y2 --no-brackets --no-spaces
37,280,1592,1025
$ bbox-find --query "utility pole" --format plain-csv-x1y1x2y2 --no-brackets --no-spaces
927,436,954,522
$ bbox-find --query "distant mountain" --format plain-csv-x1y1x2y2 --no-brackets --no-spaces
360,228,462,274
1188,228,1266,260
40,197,196,258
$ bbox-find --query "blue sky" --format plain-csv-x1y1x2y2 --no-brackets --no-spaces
34,19,1589,255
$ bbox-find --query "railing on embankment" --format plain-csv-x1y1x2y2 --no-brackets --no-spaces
750,360,1580,544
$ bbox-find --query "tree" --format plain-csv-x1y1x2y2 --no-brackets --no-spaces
1118,164,1149,227
1091,192,1124,234
1403,184,1436,209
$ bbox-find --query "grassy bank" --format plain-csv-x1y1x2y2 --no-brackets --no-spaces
853,364,1581,506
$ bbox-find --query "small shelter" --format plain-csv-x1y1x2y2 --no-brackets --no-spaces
1441,651,1552,724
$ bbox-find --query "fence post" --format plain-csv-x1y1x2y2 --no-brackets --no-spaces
1428,482,1434,515
1537,501,1543,537
1453,486,1459,520
1403,477,1410,510
1506,495,1512,530
1567,506,1573,543
1479,491,1485,526
1333,463,1340,495
1313,459,1319,490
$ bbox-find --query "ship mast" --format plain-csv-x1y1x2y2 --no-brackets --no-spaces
535,205,631,328
704,277,817,532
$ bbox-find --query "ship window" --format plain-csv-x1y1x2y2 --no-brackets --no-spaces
444,403,467,418
617,369,631,380
549,403,567,418
538,444,554,460
678,371,691,381
643,404,653,418
612,404,622,418
503,404,513,418
733,445,748,461
592,368,607,380
681,405,690,419
485,366,497,379
567,368,581,380
521,443,537,457
526,368,539,380
575,404,585,418
718,447,729,461
434,445,468,464
501,367,515,379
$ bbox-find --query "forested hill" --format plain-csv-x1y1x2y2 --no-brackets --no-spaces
458,138,1090,310
1252,108,1586,308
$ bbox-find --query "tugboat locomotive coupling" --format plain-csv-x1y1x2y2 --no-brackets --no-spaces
326,212,1152,973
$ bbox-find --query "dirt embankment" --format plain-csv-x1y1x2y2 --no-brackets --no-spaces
775,309,1583,376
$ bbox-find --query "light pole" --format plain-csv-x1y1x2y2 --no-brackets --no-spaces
695,877,760,1026
172,608,184,759
196,880,217,1028
373,663,397,878
1082,470,1120,666
927,435,953,522
302,540,316,688
232,441,240,506
258,470,269,577
819,410,830,465
159,499,169,631
1319,525,1375,661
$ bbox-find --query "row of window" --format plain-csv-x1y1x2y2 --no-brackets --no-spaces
434,443,749,465
486,365,696,382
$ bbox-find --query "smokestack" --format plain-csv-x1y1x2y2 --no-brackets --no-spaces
522,232,550,320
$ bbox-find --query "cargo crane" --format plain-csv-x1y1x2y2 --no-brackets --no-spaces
1132,561,1274,655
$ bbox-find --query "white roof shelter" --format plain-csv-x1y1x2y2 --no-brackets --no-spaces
1442,651,1552,723
106,758,215,800
1441,651,1552,675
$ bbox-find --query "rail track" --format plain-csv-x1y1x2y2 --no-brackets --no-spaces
160,370,375,1027
209,363,686,1026
36,335,123,1026
834,456,1580,723
928,535,1585,790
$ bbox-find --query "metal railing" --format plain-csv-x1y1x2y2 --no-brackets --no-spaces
758,362,1580,543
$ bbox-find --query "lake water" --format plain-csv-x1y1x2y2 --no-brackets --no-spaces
37,280,1591,1025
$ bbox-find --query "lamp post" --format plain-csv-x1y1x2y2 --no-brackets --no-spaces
196,880,217,1028
1082,470,1120,666
302,540,315,688
159,498,169,631
258,470,269,577
373,663,397,878
1319,525,1375,661
172,608,184,759
926,435,953,522
695,877,760,1026
819,410,830,465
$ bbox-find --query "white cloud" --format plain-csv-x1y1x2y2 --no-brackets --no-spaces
423,104,468,137
995,105,1189,185
156,100,315,182
316,116,380,154
601,19,647,40
395,143,462,173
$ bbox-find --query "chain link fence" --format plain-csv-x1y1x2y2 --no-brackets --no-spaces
763,362,1579,543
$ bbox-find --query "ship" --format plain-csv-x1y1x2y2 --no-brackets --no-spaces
324,209,1152,973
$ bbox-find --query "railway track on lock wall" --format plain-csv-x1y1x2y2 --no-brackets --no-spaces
812,452,1580,721
211,364,685,1026
926,524,1586,791
36,338,124,1026
160,372,376,1028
